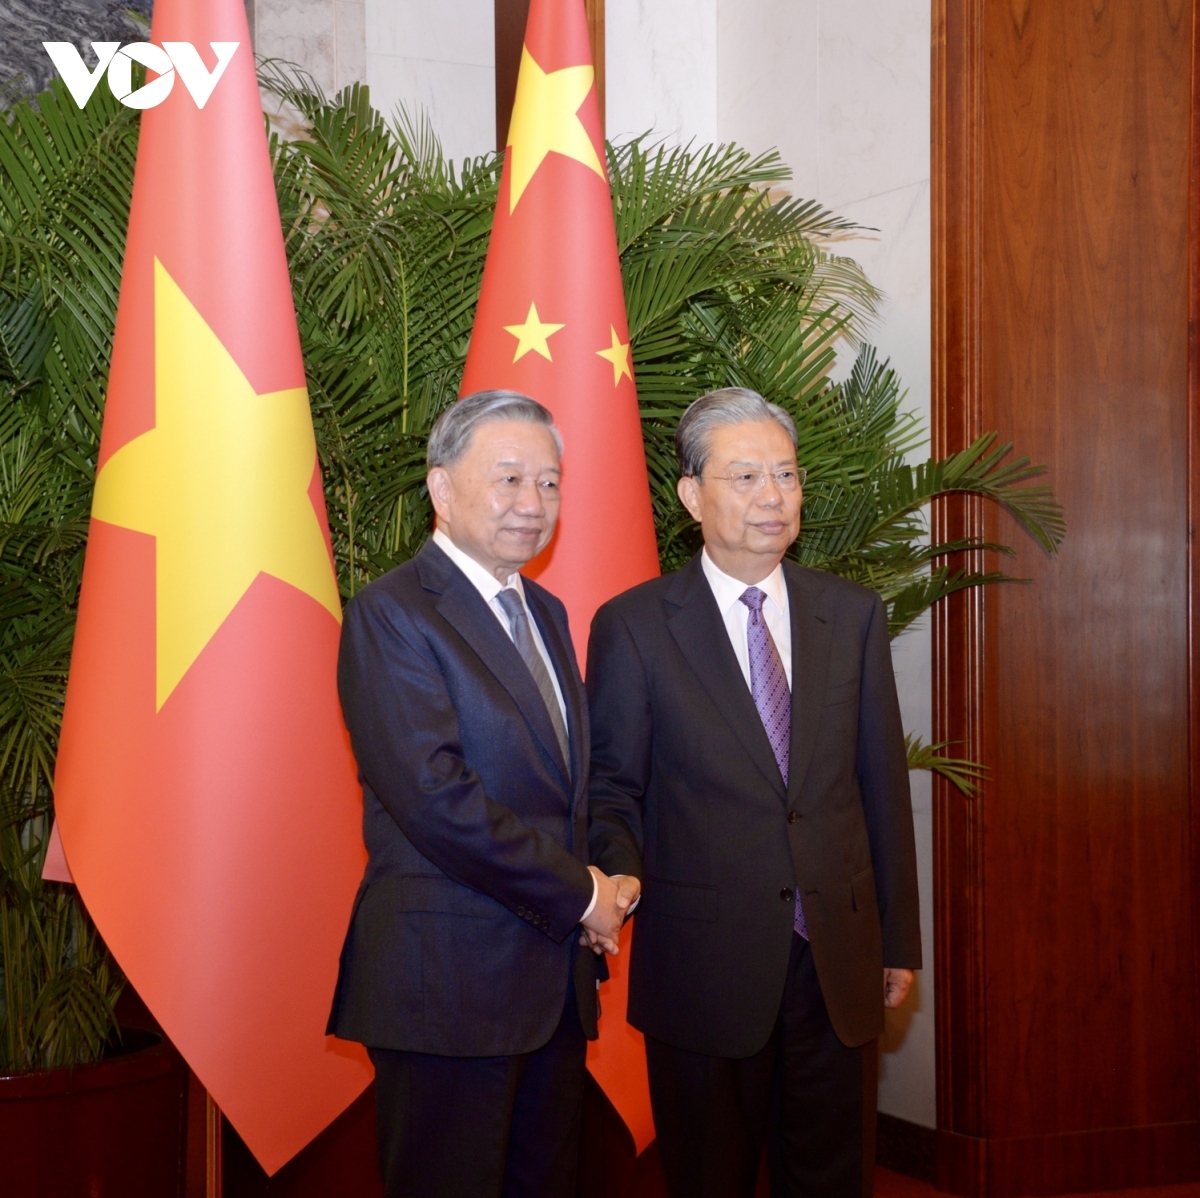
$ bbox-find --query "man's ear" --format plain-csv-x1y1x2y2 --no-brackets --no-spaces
427,467,452,525
677,475,703,523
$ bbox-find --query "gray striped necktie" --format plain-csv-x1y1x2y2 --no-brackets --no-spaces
495,587,570,770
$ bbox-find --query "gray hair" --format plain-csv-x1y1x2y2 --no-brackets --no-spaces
427,390,563,469
675,388,797,477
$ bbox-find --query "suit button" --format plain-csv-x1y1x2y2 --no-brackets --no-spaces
517,906,526,917
781,888,794,902
787,811,798,824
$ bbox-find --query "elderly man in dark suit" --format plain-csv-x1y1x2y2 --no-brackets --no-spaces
586,388,921,1198
328,390,639,1198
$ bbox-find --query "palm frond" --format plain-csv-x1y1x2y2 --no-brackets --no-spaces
905,735,987,798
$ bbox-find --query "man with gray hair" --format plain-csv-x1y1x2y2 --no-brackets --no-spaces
587,387,921,1196
328,390,639,1197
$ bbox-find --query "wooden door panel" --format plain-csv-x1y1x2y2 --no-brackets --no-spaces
934,0,1197,1189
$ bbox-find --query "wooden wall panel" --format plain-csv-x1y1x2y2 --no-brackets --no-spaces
495,0,531,150
934,0,1199,1192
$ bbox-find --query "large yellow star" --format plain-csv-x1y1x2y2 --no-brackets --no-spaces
596,326,633,385
92,260,341,710
506,46,605,212
503,302,565,363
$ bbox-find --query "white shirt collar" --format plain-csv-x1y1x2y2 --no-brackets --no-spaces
700,548,788,616
432,528,525,604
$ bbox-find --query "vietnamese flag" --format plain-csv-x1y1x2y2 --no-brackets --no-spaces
53,0,372,1175
460,0,659,1152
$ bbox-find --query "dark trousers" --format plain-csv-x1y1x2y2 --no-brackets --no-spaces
368,988,586,1198
646,933,864,1198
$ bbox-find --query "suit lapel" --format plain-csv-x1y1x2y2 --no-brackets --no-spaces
526,587,588,811
666,556,787,799
419,543,570,788
785,565,833,802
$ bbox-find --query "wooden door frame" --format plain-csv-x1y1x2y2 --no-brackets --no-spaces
1188,9,1200,1188
930,1,988,1184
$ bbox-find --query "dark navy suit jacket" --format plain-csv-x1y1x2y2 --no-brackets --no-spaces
587,555,921,1054
327,539,598,1056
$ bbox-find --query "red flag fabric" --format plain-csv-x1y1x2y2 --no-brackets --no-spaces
53,0,372,1174
460,0,659,1152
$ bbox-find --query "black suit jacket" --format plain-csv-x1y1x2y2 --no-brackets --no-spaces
586,554,921,1054
327,539,598,1056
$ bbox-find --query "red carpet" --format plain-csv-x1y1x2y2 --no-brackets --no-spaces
875,1168,1200,1198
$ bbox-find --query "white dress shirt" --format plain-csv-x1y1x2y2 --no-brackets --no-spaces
432,529,566,721
431,529,596,919
700,548,793,691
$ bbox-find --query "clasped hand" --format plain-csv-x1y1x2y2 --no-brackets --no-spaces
578,866,640,956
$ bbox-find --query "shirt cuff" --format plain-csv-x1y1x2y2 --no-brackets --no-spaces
579,873,640,923
580,871,600,922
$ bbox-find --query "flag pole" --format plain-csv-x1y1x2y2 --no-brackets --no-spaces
206,1092,223,1197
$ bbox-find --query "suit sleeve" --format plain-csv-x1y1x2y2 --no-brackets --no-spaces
856,593,923,969
585,603,648,879
338,590,594,944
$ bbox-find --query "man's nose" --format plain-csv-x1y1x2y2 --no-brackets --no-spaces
756,477,785,506
512,480,545,513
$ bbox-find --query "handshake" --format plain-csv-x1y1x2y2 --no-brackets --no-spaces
578,866,641,956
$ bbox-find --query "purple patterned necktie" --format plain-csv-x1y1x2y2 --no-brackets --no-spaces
739,586,808,940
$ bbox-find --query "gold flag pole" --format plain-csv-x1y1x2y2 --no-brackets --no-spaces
206,1092,223,1197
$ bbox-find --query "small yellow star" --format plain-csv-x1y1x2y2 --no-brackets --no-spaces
504,302,565,363
596,327,633,386
506,47,605,213
92,260,341,710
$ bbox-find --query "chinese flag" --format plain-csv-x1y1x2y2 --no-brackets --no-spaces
53,0,372,1175
460,0,658,1152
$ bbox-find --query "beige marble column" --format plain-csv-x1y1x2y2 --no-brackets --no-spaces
365,0,496,163
245,0,365,96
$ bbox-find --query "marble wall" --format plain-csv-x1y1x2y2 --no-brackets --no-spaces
604,0,717,147
363,0,494,166
246,0,364,97
715,0,820,198
245,0,492,166
0,0,153,97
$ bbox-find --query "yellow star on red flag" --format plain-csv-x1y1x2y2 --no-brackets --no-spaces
504,302,565,362
596,326,633,386
506,47,605,212
92,260,341,709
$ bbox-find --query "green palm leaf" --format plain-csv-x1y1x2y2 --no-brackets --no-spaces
905,735,987,798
